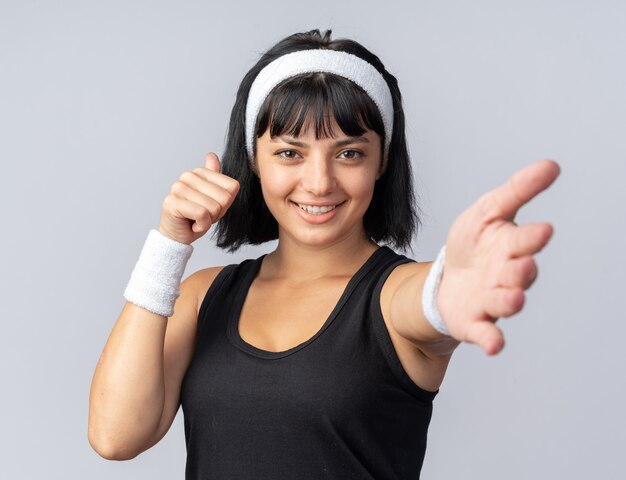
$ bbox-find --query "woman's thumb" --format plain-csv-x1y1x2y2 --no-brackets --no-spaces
205,152,221,172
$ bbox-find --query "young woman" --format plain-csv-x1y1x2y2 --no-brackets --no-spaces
88,29,560,479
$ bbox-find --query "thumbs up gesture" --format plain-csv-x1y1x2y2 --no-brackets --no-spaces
436,159,561,355
157,152,240,245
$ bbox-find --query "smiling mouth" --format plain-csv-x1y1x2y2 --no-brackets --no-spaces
294,202,343,215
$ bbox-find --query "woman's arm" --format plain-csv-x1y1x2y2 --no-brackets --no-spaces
382,262,460,360
88,267,220,460
384,159,560,359
88,152,239,459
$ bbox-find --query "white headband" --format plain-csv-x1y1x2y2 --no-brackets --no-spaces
245,49,394,162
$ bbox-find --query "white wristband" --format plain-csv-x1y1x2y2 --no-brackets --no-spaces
123,229,194,317
422,245,450,336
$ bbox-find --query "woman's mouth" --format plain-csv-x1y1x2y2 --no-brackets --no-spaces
295,202,340,215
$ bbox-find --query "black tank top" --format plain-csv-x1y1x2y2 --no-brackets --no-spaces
180,246,439,479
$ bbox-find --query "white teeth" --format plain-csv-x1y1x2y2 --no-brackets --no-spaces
297,203,338,215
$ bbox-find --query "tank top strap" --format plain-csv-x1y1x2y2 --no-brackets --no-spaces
195,256,265,339
368,253,441,402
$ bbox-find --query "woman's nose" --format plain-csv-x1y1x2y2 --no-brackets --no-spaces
302,154,336,195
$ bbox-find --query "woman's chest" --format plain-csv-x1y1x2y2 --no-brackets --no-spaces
237,277,350,353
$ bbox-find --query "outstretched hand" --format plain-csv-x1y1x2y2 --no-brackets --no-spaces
436,159,561,356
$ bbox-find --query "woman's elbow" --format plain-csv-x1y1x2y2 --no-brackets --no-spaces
87,427,143,461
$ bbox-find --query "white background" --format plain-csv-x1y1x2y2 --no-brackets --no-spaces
1,0,624,478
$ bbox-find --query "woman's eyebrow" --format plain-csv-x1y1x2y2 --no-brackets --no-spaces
332,137,370,147
270,136,370,147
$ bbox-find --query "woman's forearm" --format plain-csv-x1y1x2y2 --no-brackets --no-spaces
88,301,167,460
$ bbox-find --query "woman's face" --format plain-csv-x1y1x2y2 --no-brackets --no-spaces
255,115,382,248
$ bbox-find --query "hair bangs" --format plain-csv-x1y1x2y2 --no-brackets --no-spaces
254,72,385,149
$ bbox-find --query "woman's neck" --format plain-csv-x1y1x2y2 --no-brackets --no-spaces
262,229,380,282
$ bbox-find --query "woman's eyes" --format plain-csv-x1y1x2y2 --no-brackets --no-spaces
276,149,300,159
338,150,362,160
275,150,363,160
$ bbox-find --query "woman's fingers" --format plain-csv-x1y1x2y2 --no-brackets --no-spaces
173,168,240,227
483,287,526,318
477,159,561,224
189,166,240,195
497,256,538,290
164,165,239,231
506,222,555,258
463,321,505,356
461,287,526,355
177,172,236,211
162,194,217,232
170,182,226,229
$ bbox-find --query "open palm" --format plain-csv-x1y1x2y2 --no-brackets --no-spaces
436,159,561,355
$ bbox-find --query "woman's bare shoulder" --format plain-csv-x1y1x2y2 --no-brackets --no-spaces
184,266,227,316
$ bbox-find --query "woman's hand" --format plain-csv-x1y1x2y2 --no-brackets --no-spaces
436,159,561,355
157,152,240,245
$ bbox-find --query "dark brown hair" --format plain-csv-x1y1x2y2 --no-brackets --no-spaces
215,29,421,252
